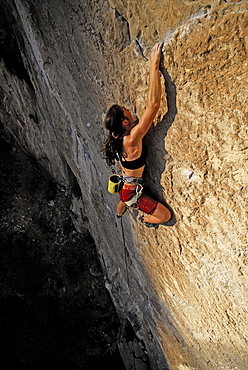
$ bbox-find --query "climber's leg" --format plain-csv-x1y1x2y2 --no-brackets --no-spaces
117,200,127,217
136,193,171,224
143,202,171,224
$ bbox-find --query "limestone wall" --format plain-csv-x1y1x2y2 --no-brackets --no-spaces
0,0,247,369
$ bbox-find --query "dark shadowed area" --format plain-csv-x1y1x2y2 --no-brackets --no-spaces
0,125,127,370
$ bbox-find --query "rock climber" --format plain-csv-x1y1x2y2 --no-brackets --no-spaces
102,42,171,228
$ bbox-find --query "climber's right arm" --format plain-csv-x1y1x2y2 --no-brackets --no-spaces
131,42,163,142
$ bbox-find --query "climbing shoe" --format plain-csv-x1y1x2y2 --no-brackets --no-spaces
138,216,159,229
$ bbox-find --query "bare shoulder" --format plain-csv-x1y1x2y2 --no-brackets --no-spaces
130,107,156,142
123,134,142,158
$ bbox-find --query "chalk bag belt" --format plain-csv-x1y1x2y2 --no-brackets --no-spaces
124,185,143,207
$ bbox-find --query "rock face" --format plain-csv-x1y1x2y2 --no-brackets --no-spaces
0,0,247,369
0,126,127,369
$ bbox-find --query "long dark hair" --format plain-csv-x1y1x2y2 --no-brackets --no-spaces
102,104,126,166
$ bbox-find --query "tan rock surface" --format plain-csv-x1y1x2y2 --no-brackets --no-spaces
0,0,247,369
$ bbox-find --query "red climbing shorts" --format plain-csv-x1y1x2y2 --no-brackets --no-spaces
119,184,158,215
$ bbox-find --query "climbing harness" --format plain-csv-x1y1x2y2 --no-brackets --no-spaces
122,175,143,207
123,185,143,207
107,173,143,209
108,172,159,228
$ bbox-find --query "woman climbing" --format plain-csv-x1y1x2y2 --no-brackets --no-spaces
102,42,171,228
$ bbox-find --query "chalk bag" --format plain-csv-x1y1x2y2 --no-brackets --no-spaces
108,175,122,194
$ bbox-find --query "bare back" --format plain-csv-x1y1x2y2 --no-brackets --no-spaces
121,135,145,177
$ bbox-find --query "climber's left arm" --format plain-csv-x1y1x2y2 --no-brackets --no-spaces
130,42,163,142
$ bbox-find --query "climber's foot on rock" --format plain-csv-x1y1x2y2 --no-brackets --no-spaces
138,216,159,229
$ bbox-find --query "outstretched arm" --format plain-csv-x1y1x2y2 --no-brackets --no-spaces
131,42,164,141
147,43,163,109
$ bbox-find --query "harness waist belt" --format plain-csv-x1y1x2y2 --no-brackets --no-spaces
122,175,143,184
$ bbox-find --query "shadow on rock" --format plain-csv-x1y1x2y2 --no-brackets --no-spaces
143,63,177,227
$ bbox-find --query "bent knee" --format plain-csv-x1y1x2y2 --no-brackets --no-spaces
162,208,171,223
154,203,171,223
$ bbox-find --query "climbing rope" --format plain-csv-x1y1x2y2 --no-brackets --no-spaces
118,215,132,303
119,217,128,274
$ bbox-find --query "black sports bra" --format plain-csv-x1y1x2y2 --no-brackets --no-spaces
120,148,146,170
